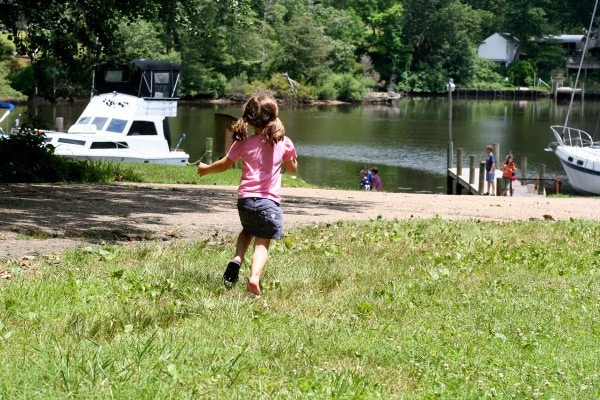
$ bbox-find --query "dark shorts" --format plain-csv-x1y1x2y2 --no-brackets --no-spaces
237,198,283,240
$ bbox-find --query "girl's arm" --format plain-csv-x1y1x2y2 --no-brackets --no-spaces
197,156,235,177
284,158,298,174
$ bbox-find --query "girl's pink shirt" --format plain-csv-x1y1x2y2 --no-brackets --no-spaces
227,135,297,203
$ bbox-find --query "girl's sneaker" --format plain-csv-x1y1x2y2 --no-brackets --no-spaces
223,261,241,286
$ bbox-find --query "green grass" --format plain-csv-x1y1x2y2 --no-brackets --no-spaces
0,218,598,398
120,162,315,188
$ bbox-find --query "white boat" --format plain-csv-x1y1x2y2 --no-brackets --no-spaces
38,59,189,165
548,125,600,194
547,0,600,194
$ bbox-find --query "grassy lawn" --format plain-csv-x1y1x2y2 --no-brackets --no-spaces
102,162,314,189
0,218,598,398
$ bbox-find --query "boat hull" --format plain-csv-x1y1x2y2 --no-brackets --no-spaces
53,151,189,165
554,144,600,195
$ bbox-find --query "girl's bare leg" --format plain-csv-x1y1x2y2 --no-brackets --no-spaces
248,237,271,296
233,229,253,265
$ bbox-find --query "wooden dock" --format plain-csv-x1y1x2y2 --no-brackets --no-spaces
447,167,541,197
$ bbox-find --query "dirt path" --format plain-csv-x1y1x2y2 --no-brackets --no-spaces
1,182,600,260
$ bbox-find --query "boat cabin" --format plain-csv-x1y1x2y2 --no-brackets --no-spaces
94,59,181,99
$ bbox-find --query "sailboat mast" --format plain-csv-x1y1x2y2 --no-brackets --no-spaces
563,0,600,132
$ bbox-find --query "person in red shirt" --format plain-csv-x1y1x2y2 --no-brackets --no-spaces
501,154,517,196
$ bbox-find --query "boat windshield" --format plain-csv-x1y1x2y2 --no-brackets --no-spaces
106,118,127,133
76,116,108,130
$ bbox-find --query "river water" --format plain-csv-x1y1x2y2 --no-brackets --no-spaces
9,97,600,193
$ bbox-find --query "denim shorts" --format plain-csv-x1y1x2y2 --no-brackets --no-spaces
237,198,283,239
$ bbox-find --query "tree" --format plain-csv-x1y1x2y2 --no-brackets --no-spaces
0,0,197,100
367,4,411,90
273,14,335,84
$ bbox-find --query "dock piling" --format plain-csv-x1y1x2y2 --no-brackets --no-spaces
478,161,485,195
520,156,527,184
469,156,475,185
538,164,545,195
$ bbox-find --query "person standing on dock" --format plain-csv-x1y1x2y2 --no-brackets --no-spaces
484,145,496,195
501,154,517,196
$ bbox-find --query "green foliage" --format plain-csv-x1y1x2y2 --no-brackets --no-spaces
525,41,567,78
7,65,34,97
368,3,410,82
0,36,13,58
508,60,537,86
318,73,372,101
116,20,181,64
467,57,512,89
0,129,65,182
2,1,600,99
402,66,447,93
0,218,598,397
223,73,250,101
182,63,227,98
274,14,335,84
317,81,339,100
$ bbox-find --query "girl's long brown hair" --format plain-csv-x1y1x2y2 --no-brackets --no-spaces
230,95,285,144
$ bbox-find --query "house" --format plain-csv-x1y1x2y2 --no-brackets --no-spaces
478,33,519,66
542,34,586,54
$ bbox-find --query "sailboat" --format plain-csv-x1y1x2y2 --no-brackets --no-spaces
547,0,600,194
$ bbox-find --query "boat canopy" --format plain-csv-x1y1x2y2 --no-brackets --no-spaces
94,59,181,99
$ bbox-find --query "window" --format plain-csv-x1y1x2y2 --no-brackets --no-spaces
91,117,108,130
90,142,129,149
154,72,170,97
58,138,85,146
154,72,170,84
106,119,127,133
127,121,157,136
105,69,130,82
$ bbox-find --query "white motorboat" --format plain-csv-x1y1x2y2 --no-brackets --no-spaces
548,125,600,195
39,59,189,165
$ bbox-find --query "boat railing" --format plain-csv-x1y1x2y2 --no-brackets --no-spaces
550,125,596,147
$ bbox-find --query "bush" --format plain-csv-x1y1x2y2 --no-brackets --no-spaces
317,81,338,100
329,73,371,101
508,60,536,87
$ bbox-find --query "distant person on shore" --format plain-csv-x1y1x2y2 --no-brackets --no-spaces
197,95,298,297
370,167,382,191
484,145,496,195
359,164,372,190
501,154,517,196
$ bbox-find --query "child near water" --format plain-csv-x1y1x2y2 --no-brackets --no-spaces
197,95,298,296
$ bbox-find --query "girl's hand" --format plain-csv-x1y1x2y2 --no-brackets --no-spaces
197,163,209,177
